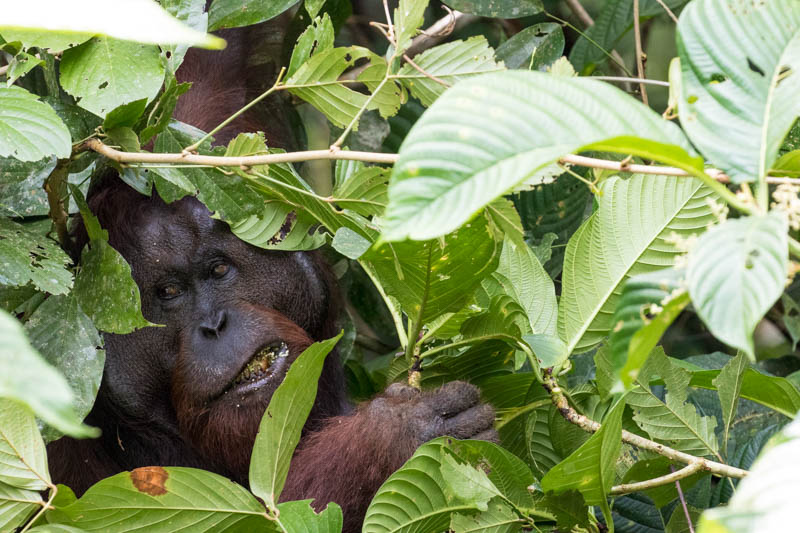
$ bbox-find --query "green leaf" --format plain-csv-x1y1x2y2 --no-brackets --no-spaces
0,87,71,161
249,334,342,511
0,216,73,295
495,23,564,71
523,334,568,371
629,349,719,457
25,293,104,442
396,37,505,107
209,0,298,31
608,268,690,389
772,149,800,177
364,438,534,533
512,178,591,278
383,70,695,241
0,311,95,438
541,396,625,524
332,166,389,217
698,417,800,532
440,453,501,512
394,0,427,53
286,47,402,127
672,360,800,419
1,0,224,49
678,0,800,183
714,352,748,456
287,14,334,78
57,467,269,531
103,98,148,131
450,500,521,533
442,0,543,18
276,500,342,532
687,214,789,360
232,205,327,252
0,156,57,218
560,174,715,355
0,401,50,491
4,51,43,85
365,212,501,326
332,227,371,259
495,237,556,336
60,37,165,118
73,239,153,334
0,481,41,532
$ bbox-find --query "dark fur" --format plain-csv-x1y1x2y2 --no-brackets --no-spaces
47,21,496,532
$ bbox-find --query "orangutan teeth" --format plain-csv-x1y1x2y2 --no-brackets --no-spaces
233,342,288,385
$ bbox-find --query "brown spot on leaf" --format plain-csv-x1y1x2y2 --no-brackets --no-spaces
130,466,169,496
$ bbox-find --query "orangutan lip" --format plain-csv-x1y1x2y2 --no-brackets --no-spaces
228,342,289,391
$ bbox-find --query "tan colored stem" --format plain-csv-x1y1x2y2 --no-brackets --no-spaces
633,0,649,106
610,462,704,495
543,373,748,479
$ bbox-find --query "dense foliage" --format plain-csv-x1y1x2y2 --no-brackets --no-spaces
2,0,800,531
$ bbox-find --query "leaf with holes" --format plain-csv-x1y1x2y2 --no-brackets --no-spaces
0,217,73,295
60,37,165,118
383,70,697,241
678,0,800,182
686,214,788,359
559,174,715,355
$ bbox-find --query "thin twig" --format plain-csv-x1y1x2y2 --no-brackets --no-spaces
564,0,594,27
19,485,57,533
592,76,669,87
382,0,396,46
672,465,696,533
83,138,397,166
655,0,680,24
610,463,703,495
402,54,450,87
633,0,649,106
542,372,749,479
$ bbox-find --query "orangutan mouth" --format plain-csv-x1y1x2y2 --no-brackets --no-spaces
231,342,289,387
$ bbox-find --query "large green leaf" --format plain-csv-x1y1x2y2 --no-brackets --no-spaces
396,37,505,107
541,397,625,525
450,500,522,532
714,351,748,456
57,467,270,531
0,87,71,161
60,37,165,118
25,293,104,442
678,0,800,183
1,0,223,50
0,216,73,295
0,401,50,491
629,349,719,458
382,70,697,241
249,334,341,511
364,212,501,326
698,416,800,532
559,175,715,355
0,310,96,438
686,214,788,359
0,156,57,218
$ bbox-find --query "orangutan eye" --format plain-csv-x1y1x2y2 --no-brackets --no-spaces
211,262,230,278
158,284,182,300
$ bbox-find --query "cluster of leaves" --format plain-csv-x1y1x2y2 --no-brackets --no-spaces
2,0,800,532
